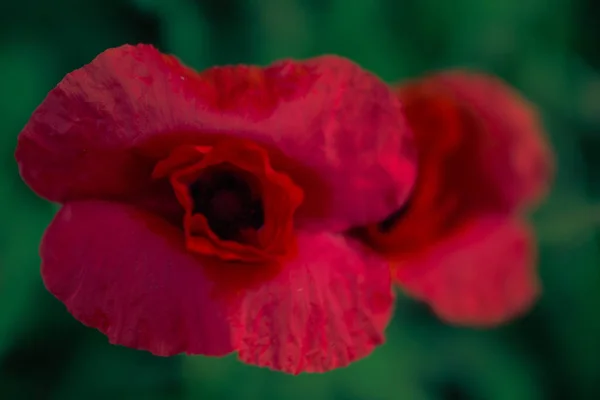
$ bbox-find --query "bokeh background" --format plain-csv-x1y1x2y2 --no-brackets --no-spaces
1,0,599,399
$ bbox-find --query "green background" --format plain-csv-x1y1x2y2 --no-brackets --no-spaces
1,0,599,399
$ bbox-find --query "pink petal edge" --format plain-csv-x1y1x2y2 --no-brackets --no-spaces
434,71,554,209
41,200,233,356
17,44,416,232
232,232,394,374
395,216,540,327
42,201,394,373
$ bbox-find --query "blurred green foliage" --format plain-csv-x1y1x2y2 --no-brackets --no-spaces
1,0,599,399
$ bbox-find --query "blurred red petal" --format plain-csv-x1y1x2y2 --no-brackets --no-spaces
231,232,394,374
420,71,554,209
41,200,233,356
358,71,552,259
356,88,482,257
395,216,539,327
16,44,416,232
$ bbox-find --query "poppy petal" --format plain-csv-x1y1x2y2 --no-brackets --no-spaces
231,232,394,374
395,216,539,327
424,71,553,209
16,44,416,232
41,200,233,356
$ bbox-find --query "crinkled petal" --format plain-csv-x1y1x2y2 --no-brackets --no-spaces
231,232,394,374
41,200,233,356
395,216,539,327
16,44,416,231
415,71,553,209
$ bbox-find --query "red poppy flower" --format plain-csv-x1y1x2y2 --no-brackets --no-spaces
354,71,553,326
15,44,418,373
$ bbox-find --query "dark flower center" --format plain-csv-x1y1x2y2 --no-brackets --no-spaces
189,169,264,241
377,195,413,233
